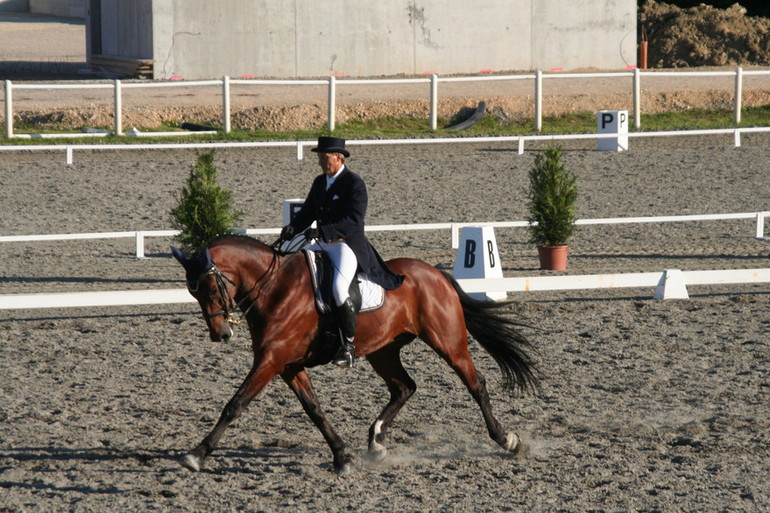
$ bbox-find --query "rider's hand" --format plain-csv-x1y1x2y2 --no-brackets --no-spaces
280,225,295,241
304,228,320,241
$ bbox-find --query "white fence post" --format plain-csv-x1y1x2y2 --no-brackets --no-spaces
654,269,689,300
4,80,12,139
430,73,438,131
328,75,336,132
734,66,743,124
756,211,767,239
633,67,641,129
66,146,73,165
222,75,231,133
114,79,123,135
135,231,146,259
535,70,543,132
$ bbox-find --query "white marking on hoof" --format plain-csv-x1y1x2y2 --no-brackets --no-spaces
503,432,520,452
180,453,201,472
368,420,388,461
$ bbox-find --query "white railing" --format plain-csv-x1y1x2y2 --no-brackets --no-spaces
2,267,769,310
3,212,769,310
2,211,768,259
3,125,770,164
5,67,770,138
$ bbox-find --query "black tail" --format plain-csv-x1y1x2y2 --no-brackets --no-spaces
441,271,539,394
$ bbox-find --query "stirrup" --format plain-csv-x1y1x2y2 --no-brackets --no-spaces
332,342,355,368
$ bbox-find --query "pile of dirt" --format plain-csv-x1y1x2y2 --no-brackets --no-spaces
640,0,770,67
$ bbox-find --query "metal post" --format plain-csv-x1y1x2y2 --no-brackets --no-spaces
734,66,743,124
222,75,231,133
535,70,543,132
327,75,336,132
430,73,438,131
4,80,12,138
633,67,641,129
114,79,123,135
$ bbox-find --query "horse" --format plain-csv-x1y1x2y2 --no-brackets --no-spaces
171,234,538,475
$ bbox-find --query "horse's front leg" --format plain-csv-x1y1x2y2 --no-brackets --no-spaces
180,360,276,472
281,368,352,475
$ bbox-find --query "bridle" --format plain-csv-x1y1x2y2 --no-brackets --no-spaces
187,265,242,322
186,249,285,325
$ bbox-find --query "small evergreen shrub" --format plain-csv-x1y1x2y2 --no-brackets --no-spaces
526,146,578,246
170,150,243,253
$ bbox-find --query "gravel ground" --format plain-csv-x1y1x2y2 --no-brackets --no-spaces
1,140,769,512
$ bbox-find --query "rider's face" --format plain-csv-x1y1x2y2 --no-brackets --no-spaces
317,152,344,177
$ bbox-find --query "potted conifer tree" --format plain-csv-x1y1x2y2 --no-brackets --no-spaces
170,150,243,253
526,145,578,270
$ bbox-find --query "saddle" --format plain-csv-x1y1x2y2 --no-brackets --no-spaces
302,249,385,315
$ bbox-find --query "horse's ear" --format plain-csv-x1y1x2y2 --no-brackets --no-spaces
171,246,187,266
198,247,214,271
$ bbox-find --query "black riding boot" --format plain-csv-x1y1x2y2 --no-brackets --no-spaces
332,297,357,368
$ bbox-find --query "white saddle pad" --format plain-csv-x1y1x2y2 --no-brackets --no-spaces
304,249,385,314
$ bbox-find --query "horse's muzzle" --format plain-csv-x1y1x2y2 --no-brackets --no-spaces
210,321,234,342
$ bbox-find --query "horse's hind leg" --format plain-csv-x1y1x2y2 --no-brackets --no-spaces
365,341,417,461
281,368,352,475
428,332,520,454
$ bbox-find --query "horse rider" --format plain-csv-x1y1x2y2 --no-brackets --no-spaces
280,136,403,367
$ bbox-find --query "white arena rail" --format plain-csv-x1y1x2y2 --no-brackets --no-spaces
1,211,768,258
2,211,768,309
5,68,770,138
2,267,769,310
3,125,770,165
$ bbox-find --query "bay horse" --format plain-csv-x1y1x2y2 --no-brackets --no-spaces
171,234,538,475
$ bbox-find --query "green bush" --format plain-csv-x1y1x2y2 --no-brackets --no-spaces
526,146,578,246
170,150,243,253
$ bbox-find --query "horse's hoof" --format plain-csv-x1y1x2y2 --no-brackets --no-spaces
503,432,520,452
368,446,388,462
335,462,353,476
180,453,201,472
368,440,388,462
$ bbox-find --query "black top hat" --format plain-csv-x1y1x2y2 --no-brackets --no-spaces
311,136,350,158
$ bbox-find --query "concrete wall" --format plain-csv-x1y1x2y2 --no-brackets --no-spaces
532,0,637,70
97,0,635,79
153,0,636,79
0,0,29,12
30,0,86,18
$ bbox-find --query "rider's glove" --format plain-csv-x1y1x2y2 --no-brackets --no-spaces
280,225,295,241
304,228,320,242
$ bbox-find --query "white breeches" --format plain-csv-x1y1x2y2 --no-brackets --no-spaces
307,240,358,306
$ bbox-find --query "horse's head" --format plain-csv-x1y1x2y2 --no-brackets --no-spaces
172,246,238,342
